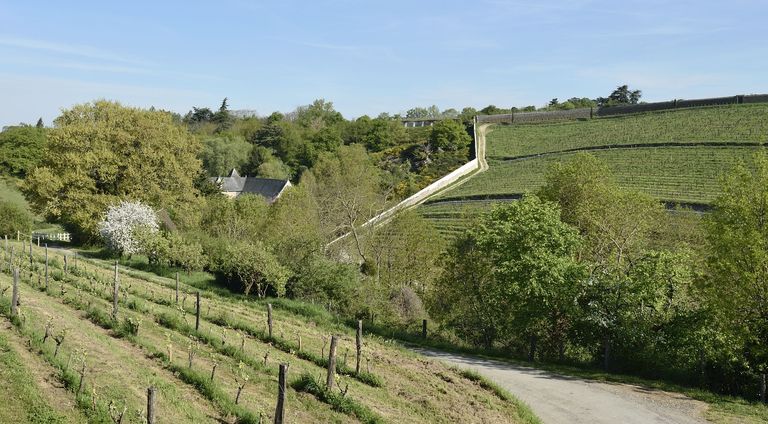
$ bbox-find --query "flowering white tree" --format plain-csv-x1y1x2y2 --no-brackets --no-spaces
99,201,159,255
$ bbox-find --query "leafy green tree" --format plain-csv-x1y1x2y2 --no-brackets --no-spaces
214,240,290,297
294,99,344,130
200,134,252,176
309,144,384,259
428,119,471,151
24,101,202,240
200,194,270,241
704,152,768,378
212,97,233,132
539,153,664,368
431,196,583,354
289,255,359,314
0,125,47,177
0,200,33,236
166,233,206,275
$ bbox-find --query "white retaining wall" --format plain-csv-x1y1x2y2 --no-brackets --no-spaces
328,123,481,246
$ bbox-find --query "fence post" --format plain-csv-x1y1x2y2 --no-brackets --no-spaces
422,319,427,340
146,387,156,424
28,240,33,271
11,268,19,316
326,335,338,390
175,272,179,304
267,303,273,338
112,261,119,320
356,320,363,375
195,292,201,331
44,244,49,290
36,236,40,247
64,254,68,274
274,363,288,424
761,373,766,404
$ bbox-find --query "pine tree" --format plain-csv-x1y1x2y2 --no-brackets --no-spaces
36,118,44,128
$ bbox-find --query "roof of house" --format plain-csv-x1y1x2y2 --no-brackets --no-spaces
210,169,291,201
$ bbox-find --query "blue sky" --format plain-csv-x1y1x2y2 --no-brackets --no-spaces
1,0,767,126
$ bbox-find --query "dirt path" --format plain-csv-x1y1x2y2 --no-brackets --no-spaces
418,349,709,424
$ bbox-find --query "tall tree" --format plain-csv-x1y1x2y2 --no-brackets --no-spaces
24,101,202,240
704,152,768,378
597,85,642,107
309,144,385,260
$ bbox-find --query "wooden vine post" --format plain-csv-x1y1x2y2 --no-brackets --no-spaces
11,268,19,316
761,373,766,404
64,254,68,274
8,246,13,274
195,291,201,331
146,387,156,424
422,319,428,340
274,363,288,424
44,244,49,290
175,272,180,304
356,320,363,375
28,239,33,271
112,260,119,320
267,303,273,338
326,335,338,390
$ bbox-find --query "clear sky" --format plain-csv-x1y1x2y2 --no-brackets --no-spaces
1,0,767,126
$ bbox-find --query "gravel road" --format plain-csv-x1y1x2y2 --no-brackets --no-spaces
418,349,709,424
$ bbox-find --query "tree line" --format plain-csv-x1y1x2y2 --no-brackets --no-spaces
431,153,767,400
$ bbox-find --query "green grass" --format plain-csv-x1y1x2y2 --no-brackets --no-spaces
0,331,70,424
291,372,384,424
2,240,536,423
453,368,542,424
487,103,768,158
438,146,760,204
0,176,30,212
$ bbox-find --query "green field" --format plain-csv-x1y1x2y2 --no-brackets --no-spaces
0,241,536,424
487,104,768,158
420,104,768,237
440,146,759,203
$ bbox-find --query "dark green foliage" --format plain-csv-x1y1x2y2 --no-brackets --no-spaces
288,256,359,314
597,84,642,107
291,373,384,424
0,125,47,177
429,119,471,151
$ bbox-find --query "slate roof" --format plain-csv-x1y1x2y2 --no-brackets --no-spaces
210,169,291,202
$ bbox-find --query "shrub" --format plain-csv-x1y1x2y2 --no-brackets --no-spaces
0,200,33,236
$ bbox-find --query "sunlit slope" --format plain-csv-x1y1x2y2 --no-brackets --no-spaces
421,104,768,236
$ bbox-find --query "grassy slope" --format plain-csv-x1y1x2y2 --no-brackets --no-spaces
0,241,537,424
441,147,759,203
0,176,63,233
0,328,85,423
487,104,768,158
421,104,768,235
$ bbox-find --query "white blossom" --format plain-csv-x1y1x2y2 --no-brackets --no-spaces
98,201,159,255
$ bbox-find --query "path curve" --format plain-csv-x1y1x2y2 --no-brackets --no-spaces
418,349,709,424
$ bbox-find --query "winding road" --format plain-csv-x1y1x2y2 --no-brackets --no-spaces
418,350,709,424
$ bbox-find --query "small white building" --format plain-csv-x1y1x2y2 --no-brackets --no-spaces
210,169,292,203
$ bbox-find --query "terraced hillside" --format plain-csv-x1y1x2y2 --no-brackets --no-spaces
0,240,536,423
420,104,768,237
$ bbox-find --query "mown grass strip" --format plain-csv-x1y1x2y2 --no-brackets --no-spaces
291,372,384,424
454,368,541,424
0,297,114,424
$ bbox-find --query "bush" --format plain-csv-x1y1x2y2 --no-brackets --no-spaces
288,256,359,314
0,201,33,236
